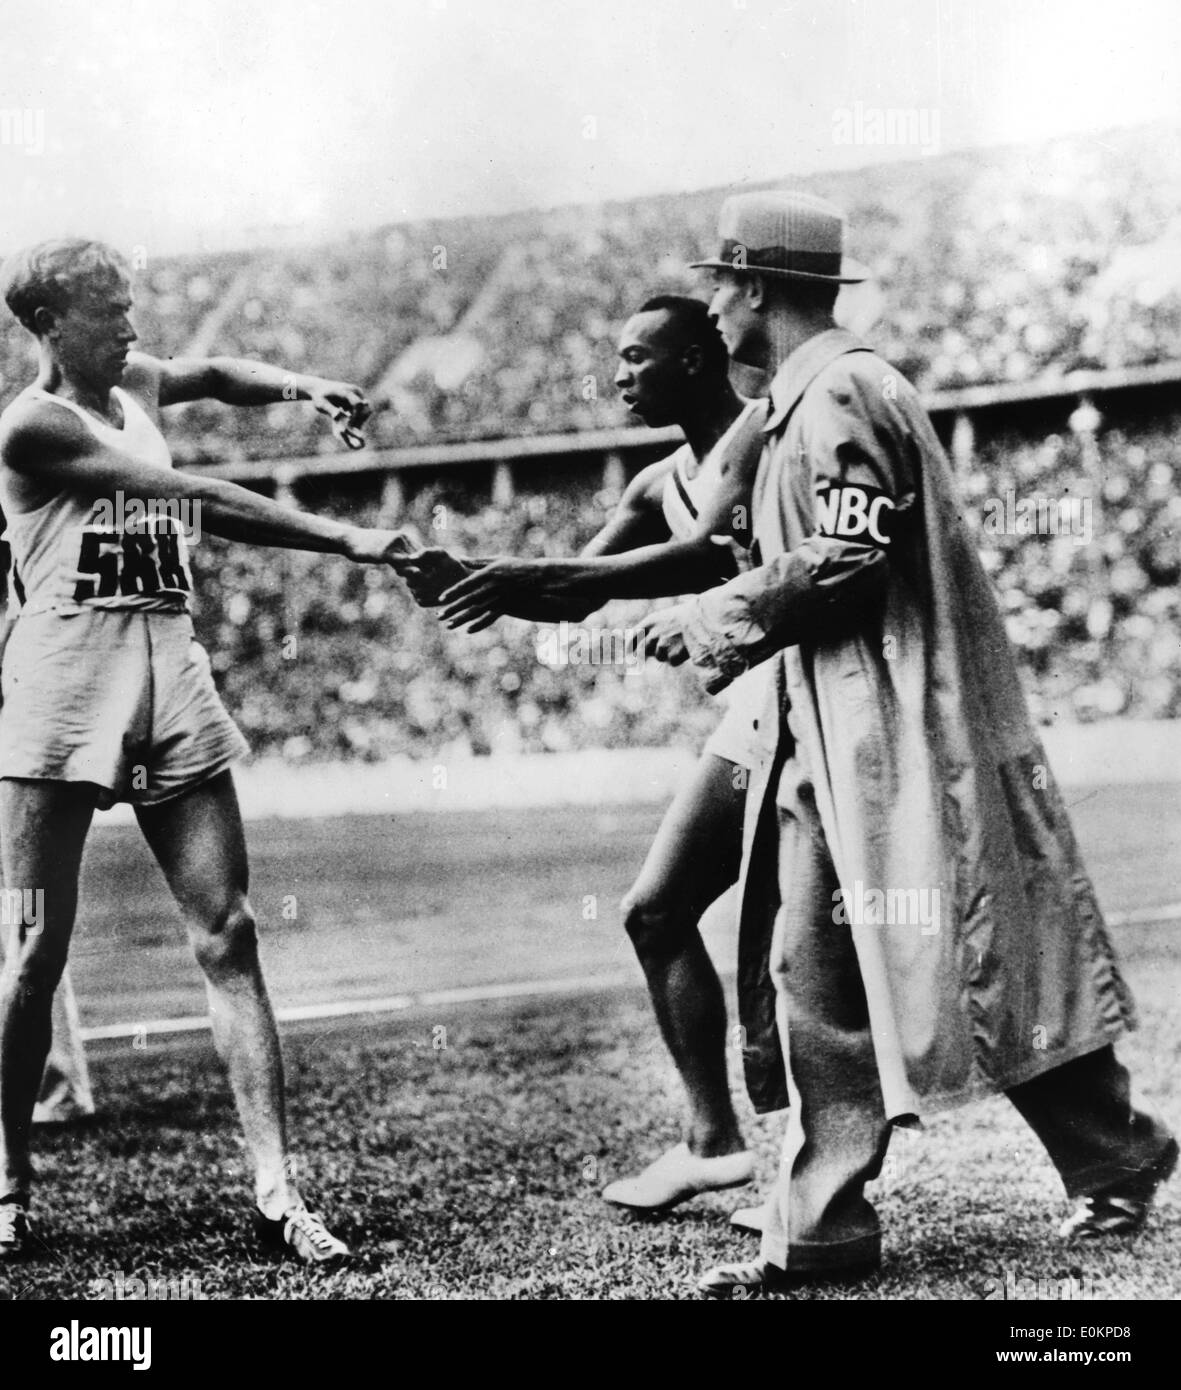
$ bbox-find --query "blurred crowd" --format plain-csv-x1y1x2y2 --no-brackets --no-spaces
4,125,1179,454
965,420,1181,724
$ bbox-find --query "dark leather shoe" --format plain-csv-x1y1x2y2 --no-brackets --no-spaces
697,1256,879,1298
1059,1136,1178,1240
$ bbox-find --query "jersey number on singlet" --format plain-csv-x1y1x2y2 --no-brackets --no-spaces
72,526,192,602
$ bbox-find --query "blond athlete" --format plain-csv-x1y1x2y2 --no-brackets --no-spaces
0,239,411,1264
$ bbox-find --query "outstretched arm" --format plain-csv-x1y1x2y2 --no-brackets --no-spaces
436,426,761,629
435,525,738,631
127,351,371,444
1,404,412,564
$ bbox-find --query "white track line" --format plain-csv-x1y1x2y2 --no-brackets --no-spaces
79,902,1181,1045
81,971,637,1043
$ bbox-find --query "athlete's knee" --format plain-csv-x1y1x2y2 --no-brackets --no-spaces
190,896,259,977
621,885,689,961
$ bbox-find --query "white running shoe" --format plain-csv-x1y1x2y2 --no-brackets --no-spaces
254,1204,351,1266
602,1143,754,1213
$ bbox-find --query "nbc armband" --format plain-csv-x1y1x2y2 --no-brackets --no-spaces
812,482,896,547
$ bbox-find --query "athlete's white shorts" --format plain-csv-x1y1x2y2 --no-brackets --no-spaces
703,662,775,771
0,608,249,809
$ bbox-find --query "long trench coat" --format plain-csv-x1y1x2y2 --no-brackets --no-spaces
683,328,1136,1120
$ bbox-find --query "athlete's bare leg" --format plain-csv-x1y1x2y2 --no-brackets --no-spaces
0,779,97,1199
134,770,297,1219
622,752,746,1158
35,971,95,1121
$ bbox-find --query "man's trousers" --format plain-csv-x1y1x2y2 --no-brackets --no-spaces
760,760,1173,1273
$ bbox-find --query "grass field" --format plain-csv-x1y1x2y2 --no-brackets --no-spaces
2,781,1179,1301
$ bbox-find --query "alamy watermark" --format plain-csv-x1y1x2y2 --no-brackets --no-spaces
50,1322,151,1371
978,489,1093,545
91,493,202,544
0,887,43,931
535,620,645,676
980,1267,1100,1301
832,880,941,935
88,1271,205,1301
0,108,45,156
833,102,940,155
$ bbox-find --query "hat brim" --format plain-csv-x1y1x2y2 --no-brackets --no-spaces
688,256,870,285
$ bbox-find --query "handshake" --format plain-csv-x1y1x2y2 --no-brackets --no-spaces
387,541,501,630
383,537,694,666
339,527,503,622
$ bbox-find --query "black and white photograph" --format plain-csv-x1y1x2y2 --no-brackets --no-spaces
0,0,1178,1336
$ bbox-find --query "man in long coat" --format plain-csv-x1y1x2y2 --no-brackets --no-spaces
640,192,1176,1296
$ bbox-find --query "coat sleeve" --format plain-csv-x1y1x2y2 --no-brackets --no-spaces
680,362,918,694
